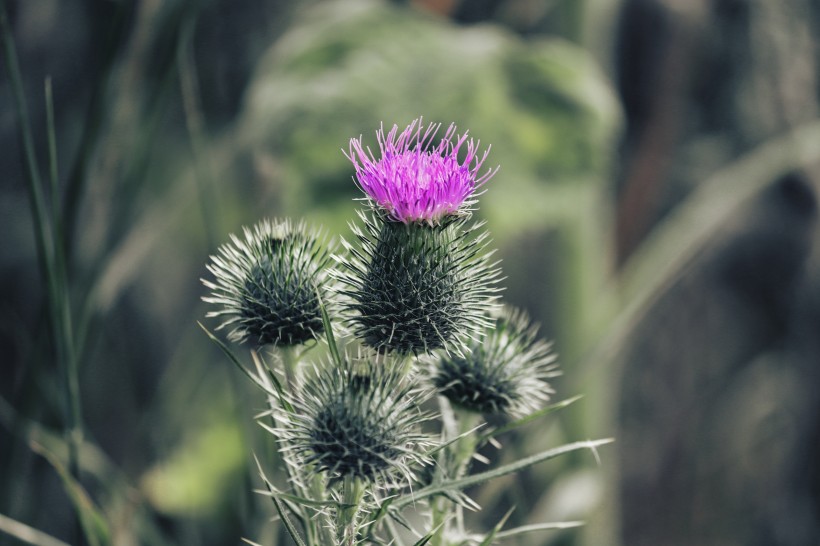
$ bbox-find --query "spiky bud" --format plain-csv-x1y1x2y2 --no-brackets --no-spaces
432,307,560,417
276,357,433,487
202,219,330,347
333,211,502,355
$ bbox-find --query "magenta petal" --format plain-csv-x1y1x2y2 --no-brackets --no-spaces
345,118,498,223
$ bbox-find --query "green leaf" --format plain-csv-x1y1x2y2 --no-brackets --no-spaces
252,456,307,546
254,489,355,510
479,395,583,443
365,494,400,543
425,423,486,457
30,441,109,546
198,322,275,396
410,518,450,546
394,439,613,509
316,289,342,368
250,350,295,414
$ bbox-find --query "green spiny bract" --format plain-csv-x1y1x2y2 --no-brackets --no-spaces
332,210,502,355
276,356,433,487
202,219,330,347
433,306,560,417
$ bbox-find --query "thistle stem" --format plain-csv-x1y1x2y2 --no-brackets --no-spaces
452,409,480,477
431,396,457,546
339,476,363,546
279,345,298,387
432,399,483,545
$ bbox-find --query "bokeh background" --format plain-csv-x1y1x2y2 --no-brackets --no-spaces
2,0,820,544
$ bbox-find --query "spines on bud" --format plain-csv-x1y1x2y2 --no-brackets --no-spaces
432,306,560,417
276,356,433,487
332,211,503,355
202,218,331,347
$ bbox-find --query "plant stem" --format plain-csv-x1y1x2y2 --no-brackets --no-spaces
279,345,298,387
430,396,458,546
431,400,481,546
339,476,363,546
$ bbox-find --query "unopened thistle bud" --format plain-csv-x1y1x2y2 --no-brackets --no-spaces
202,219,330,347
335,119,502,355
277,358,432,487
433,307,560,417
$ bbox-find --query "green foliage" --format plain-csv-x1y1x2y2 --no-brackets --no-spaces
238,0,620,223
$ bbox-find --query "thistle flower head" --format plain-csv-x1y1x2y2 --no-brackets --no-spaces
202,219,330,347
277,357,433,487
345,118,498,224
333,211,502,355
433,306,560,417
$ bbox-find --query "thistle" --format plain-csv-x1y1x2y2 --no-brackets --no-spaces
335,119,502,355
433,306,560,417
202,219,330,347
275,356,433,487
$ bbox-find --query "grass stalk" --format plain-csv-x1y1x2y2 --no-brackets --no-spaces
1,3,85,542
177,15,220,250
0,1,52,284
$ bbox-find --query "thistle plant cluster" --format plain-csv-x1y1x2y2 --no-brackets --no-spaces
202,118,610,546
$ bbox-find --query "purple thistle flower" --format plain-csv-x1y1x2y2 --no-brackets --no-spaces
345,118,498,224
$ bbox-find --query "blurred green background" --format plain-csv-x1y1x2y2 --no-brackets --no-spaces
2,0,820,544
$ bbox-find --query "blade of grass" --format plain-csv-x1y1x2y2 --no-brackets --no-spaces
45,83,83,516
177,14,220,249
30,442,109,546
0,396,177,546
45,77,59,220
0,3,48,255
0,513,71,546
2,7,85,543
